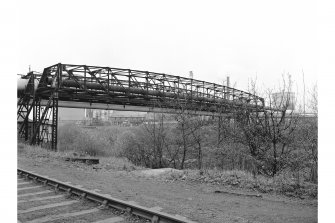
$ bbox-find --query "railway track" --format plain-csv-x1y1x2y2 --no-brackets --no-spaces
17,169,196,223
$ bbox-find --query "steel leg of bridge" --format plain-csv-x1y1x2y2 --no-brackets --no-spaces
51,94,58,151
28,93,58,151
17,74,35,141
24,106,29,141
33,100,41,145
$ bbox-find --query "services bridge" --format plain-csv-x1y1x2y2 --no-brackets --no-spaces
17,63,266,150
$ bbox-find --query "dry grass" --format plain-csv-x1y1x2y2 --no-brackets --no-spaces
18,142,142,172
170,168,317,198
18,143,68,159
98,156,144,171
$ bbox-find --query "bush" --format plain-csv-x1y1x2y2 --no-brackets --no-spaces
72,131,111,156
115,128,152,166
58,123,82,151
58,124,114,156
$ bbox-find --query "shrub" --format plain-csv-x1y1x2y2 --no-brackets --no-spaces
72,131,111,156
115,129,144,164
58,124,82,152
58,124,113,157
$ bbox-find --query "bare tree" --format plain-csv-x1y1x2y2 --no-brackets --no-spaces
173,101,208,170
234,75,301,176
300,83,318,182
189,117,210,170
142,113,169,168
174,111,194,169
308,83,318,114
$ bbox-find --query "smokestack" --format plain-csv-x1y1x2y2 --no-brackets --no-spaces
227,76,230,87
189,71,193,79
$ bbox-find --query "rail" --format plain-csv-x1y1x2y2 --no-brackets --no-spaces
18,168,197,223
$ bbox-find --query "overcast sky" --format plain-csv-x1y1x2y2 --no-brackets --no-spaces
16,0,317,97
1,1,334,216
2,1,335,218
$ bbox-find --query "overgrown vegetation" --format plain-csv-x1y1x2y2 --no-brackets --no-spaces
18,142,317,198
52,76,317,197
178,169,317,198
18,142,141,172
58,124,126,157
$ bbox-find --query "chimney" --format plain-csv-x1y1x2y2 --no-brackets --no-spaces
189,71,193,79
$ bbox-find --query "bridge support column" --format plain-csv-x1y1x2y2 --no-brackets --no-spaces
51,93,58,151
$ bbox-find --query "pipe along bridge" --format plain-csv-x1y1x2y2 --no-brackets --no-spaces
17,63,266,150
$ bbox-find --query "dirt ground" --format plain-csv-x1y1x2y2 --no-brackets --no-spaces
18,153,317,223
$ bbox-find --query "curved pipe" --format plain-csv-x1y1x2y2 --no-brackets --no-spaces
17,78,39,92
17,77,264,110
59,80,256,107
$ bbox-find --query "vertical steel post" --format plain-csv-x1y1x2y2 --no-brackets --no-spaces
146,72,149,100
213,84,216,103
107,68,110,93
84,66,87,90
24,102,29,141
51,93,58,151
177,77,180,108
190,78,193,102
51,64,61,151
35,100,41,145
202,81,204,99
177,77,180,96
31,72,36,142
128,69,131,98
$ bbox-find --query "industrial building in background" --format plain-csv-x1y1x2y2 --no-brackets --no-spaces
271,92,296,110
84,109,146,126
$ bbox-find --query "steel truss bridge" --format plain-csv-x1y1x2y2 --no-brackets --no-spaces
17,63,266,150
